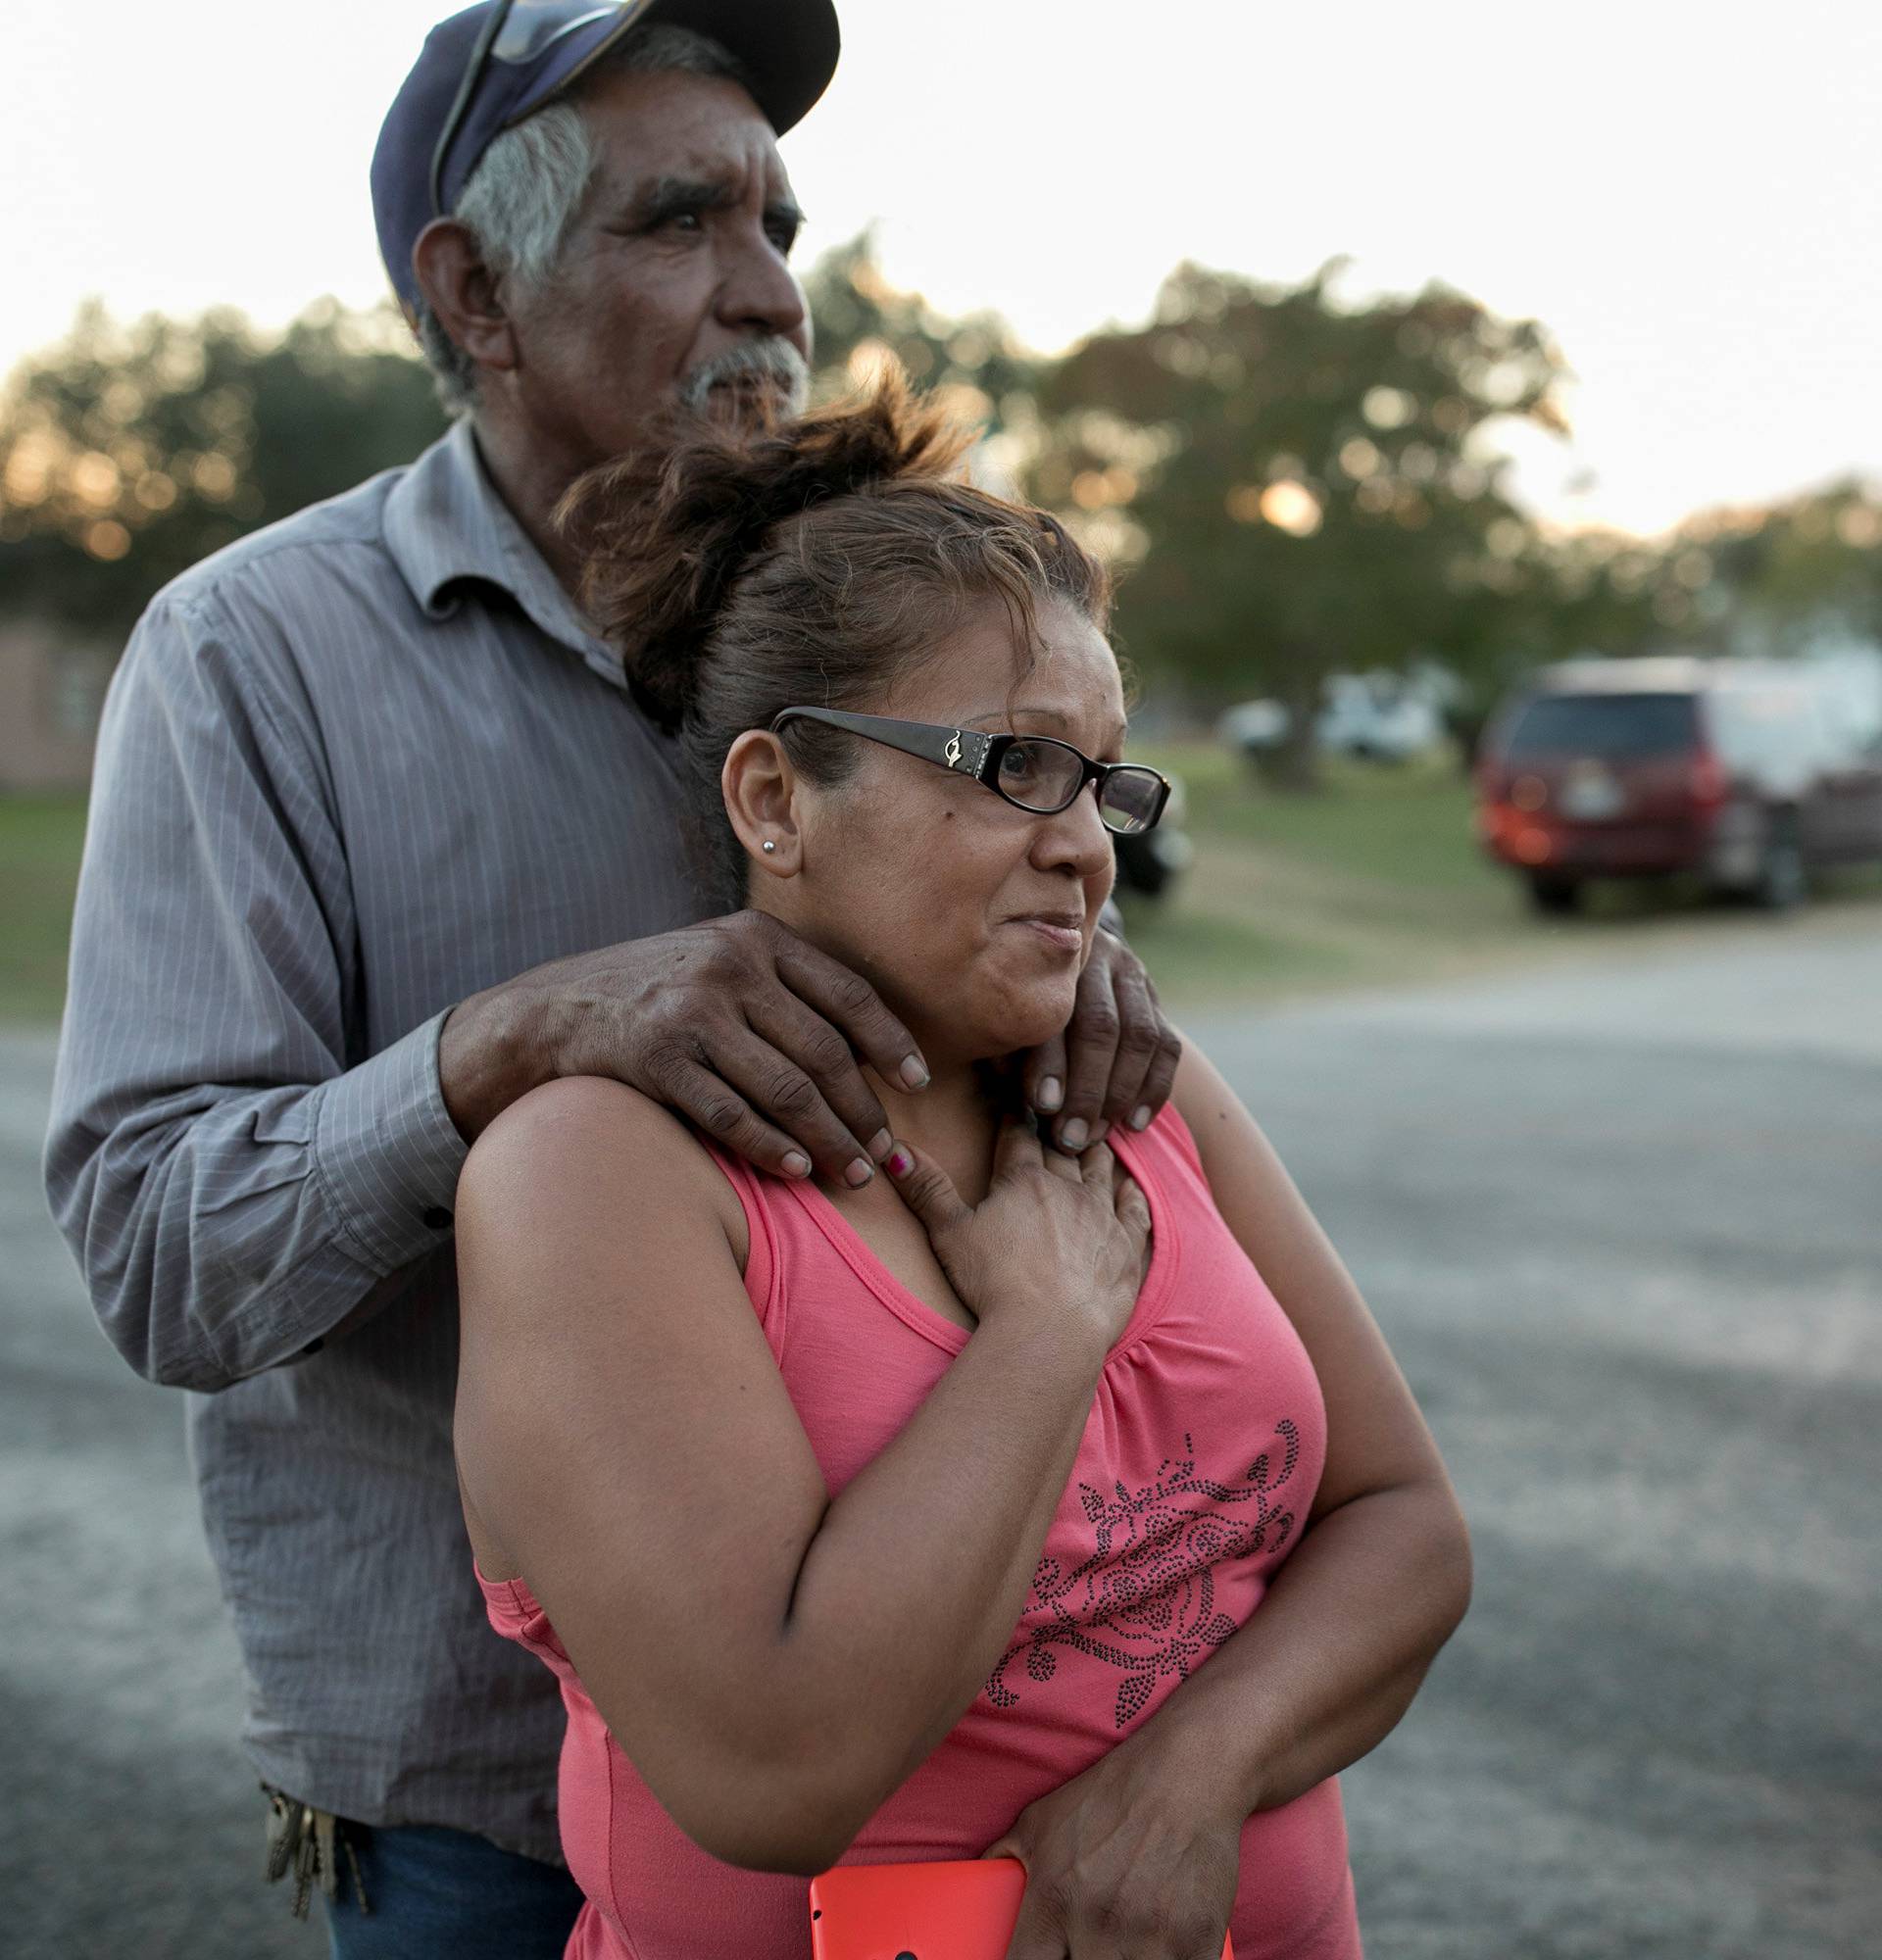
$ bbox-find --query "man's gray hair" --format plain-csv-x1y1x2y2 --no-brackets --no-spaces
415,24,754,416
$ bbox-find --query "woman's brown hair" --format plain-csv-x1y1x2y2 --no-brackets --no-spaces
561,368,1114,911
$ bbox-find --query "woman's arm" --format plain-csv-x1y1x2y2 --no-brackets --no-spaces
1131,1036,1473,1810
982,1037,1470,1958
452,1074,1145,1877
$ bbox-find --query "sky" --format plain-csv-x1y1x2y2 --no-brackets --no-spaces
7,0,1880,538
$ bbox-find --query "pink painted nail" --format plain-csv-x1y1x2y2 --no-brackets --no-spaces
886,1148,914,1178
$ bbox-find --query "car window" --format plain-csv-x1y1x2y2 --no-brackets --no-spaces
1502,694,1698,760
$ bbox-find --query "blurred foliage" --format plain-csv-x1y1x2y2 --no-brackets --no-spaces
801,227,1039,435
0,297,446,634
1027,260,1574,780
3,244,1879,780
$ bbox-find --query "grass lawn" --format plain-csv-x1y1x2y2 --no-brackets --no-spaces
0,795,88,1025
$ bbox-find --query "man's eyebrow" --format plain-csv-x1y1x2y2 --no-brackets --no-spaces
625,173,806,230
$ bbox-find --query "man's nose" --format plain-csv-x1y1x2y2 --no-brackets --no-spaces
718,226,810,347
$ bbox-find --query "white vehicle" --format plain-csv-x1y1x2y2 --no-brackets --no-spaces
1218,669,1449,762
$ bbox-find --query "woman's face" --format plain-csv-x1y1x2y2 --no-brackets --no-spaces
767,598,1127,1067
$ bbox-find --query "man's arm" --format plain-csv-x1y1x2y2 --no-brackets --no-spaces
44,589,468,1392
46,586,1183,1396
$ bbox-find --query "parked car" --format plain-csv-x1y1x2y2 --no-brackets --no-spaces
1474,656,1882,912
1219,670,1448,764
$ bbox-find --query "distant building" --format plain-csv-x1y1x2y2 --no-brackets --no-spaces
0,621,111,793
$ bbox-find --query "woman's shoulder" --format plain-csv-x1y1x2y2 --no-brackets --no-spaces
458,1075,750,1271
1161,1034,1285,1205
1164,1034,1240,1162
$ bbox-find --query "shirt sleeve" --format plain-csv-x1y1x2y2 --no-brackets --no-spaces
43,583,469,1393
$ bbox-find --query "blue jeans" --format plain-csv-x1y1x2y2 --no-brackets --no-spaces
322,1821,584,1959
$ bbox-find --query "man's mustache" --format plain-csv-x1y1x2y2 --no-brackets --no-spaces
677,341,812,418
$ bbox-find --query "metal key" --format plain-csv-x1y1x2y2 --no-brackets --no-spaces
262,1786,370,1919
262,1787,298,1886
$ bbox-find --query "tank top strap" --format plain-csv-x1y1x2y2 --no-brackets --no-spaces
1136,1097,1212,1196
694,1138,787,1343
474,1562,572,1670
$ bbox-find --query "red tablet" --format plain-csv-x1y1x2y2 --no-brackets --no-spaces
808,1857,1233,1959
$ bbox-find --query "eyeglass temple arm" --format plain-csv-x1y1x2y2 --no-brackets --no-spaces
770,709,998,781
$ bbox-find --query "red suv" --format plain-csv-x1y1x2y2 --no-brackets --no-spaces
1475,656,1882,912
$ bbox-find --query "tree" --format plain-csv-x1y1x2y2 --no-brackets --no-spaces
803,230,1039,457
1690,481,1882,652
1025,261,1573,784
0,298,444,639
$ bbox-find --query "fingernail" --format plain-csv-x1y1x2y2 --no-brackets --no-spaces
782,1152,813,1178
886,1148,913,1177
899,1055,930,1090
845,1157,874,1188
1060,1117,1088,1151
867,1128,893,1162
1037,1076,1064,1112
1130,1104,1152,1131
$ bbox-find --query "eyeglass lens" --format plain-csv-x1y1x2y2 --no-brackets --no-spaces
995,741,1081,808
1097,769,1164,834
996,740,1160,834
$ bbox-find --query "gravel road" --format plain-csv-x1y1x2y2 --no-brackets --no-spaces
3,917,1877,1957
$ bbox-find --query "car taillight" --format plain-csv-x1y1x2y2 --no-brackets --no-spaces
1688,748,1727,808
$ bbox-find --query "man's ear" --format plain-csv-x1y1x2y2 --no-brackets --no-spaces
411,217,520,379
722,730,803,878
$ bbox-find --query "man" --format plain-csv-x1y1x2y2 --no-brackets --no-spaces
44,1,1180,1950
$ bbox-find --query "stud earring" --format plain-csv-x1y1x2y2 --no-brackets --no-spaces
762,840,776,854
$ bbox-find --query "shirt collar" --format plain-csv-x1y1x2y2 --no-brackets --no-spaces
382,417,625,687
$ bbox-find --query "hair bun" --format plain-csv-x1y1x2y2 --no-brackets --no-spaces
561,366,974,727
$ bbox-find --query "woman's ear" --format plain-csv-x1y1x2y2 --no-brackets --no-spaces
722,731,803,878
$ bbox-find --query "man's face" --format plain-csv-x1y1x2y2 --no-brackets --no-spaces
505,65,813,471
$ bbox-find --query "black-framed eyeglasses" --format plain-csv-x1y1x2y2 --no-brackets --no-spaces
429,1,628,219
769,708,1171,836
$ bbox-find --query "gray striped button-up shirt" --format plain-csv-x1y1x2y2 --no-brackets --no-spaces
45,416,704,1859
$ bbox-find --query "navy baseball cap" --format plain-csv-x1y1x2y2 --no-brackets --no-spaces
372,0,840,317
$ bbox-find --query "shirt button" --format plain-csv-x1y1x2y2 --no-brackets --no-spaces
422,1206,454,1230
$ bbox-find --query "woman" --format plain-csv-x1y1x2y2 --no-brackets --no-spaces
452,374,1471,1960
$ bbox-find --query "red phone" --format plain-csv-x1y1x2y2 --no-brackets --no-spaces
808,1857,1233,1959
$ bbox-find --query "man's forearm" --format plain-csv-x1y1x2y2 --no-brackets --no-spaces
1126,1480,1472,1817
47,1012,468,1391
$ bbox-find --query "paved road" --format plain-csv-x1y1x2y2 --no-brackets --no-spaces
3,920,1878,1957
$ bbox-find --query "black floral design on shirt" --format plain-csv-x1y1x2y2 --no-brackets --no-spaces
985,1423,1300,1729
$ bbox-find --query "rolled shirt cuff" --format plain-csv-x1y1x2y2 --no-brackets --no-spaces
313,1008,470,1274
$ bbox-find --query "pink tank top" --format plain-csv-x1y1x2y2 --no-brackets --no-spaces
479,1103,1362,1960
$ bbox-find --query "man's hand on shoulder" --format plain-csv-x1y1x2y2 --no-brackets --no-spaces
1020,920,1182,1154
438,911,930,1186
